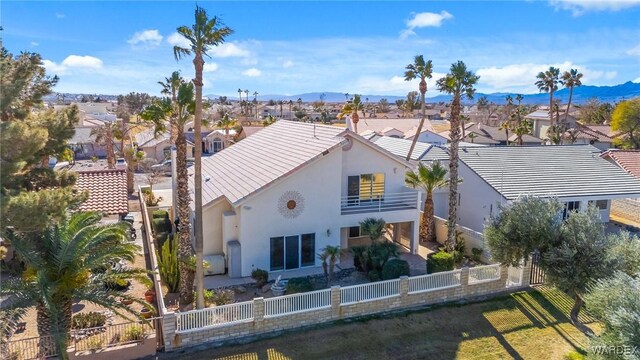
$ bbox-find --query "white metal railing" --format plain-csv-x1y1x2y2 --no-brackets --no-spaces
469,264,501,284
408,269,462,294
506,266,524,287
264,289,331,317
341,191,418,214
176,301,253,333
340,278,400,305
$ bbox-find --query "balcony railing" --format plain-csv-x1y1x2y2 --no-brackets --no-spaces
341,191,419,214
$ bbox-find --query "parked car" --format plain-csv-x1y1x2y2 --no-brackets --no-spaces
151,159,194,176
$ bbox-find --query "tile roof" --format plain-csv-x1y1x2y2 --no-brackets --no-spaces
356,118,434,134
240,126,264,138
75,169,129,214
601,150,640,180
194,120,347,206
372,136,432,160
135,127,170,148
457,145,640,200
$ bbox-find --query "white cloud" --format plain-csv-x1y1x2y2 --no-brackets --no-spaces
208,43,250,58
30,42,39,47
203,63,219,72
406,11,453,29
42,60,67,74
634,77,640,83
282,60,294,68
627,44,640,56
476,62,617,93
127,29,163,48
55,12,65,19
61,55,103,69
354,73,447,95
167,32,191,48
242,68,261,77
550,0,640,15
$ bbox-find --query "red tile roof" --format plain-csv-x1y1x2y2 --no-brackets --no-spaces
76,169,129,215
601,150,640,180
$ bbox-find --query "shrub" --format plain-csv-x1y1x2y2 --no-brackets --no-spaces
158,235,179,293
152,210,169,220
427,251,455,273
452,230,466,263
351,246,367,271
360,217,386,241
251,268,269,286
143,192,162,207
104,278,130,291
381,259,410,280
286,277,313,293
471,248,483,262
85,337,104,350
72,312,107,329
368,270,381,282
202,289,235,307
122,325,144,342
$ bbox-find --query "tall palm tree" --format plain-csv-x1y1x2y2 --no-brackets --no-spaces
216,113,237,148
338,94,364,132
403,55,434,161
91,122,118,168
253,91,259,119
436,61,479,251
499,120,511,146
535,67,560,143
344,93,349,101
405,161,449,243
560,69,583,124
277,100,284,118
141,81,196,306
173,6,233,309
288,100,293,119
1,212,149,359
158,71,183,143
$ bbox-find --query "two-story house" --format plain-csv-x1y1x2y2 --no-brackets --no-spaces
190,121,421,278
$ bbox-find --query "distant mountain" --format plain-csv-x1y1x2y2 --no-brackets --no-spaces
210,81,640,105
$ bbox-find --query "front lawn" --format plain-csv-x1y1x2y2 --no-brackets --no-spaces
164,286,599,360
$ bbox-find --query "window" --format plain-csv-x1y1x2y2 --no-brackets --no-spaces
563,201,580,220
348,226,361,238
212,139,224,153
270,233,316,271
589,200,608,210
347,173,385,203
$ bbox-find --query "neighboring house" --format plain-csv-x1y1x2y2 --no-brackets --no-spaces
439,123,542,146
66,160,129,219
524,110,578,140
189,120,421,278
601,150,640,227
69,126,108,160
403,126,448,146
355,118,435,136
420,145,640,233
568,123,622,150
236,126,265,141
135,128,173,162
204,129,237,154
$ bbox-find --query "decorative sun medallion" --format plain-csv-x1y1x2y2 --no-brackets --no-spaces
278,191,305,218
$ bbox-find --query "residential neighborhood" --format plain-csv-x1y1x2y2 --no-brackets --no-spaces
2,1,640,360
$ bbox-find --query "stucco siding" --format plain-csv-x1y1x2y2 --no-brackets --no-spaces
202,200,234,256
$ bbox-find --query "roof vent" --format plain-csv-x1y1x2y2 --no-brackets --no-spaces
205,176,211,182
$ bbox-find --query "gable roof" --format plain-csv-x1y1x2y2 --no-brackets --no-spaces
457,145,640,200
240,126,264,138
195,121,347,207
601,150,640,180
135,127,170,148
76,170,129,214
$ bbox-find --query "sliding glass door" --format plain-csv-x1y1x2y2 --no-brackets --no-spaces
270,233,316,271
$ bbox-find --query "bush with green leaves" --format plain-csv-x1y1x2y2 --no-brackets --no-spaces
360,217,386,241
201,289,235,307
71,312,107,329
471,248,483,262
286,277,313,293
352,241,399,281
452,230,466,263
381,259,410,280
122,325,145,342
157,235,179,293
351,245,367,271
251,268,268,286
152,209,169,220
368,270,381,282
427,251,454,273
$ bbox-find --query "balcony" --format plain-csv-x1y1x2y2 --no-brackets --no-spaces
340,191,419,215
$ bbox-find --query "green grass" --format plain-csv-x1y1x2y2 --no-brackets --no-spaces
170,287,599,360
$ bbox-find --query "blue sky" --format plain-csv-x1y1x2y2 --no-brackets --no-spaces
3,1,640,97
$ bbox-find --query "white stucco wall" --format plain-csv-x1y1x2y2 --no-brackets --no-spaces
202,200,233,256
454,162,507,232
415,131,447,145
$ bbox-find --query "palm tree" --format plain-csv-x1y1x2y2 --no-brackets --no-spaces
405,162,449,242
277,100,284,118
467,132,478,143
1,212,150,359
460,115,469,139
288,100,293,119
173,6,233,309
499,120,511,146
344,93,349,101
158,71,183,143
560,69,583,124
262,114,277,127
318,246,341,284
535,67,560,143
141,80,196,306
436,61,479,251
360,217,386,242
216,113,237,148
403,55,434,161
91,122,118,168
338,95,365,132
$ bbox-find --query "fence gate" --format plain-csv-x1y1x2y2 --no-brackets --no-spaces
529,251,545,285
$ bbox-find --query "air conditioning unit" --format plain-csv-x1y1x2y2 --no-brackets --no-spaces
204,255,225,275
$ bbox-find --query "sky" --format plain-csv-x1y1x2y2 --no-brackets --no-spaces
2,0,640,97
